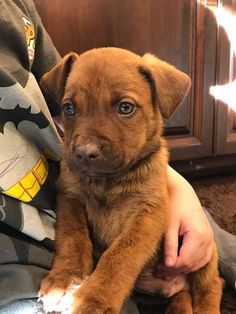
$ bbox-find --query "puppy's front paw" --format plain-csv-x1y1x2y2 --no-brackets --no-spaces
38,272,83,313
72,298,117,314
71,282,119,314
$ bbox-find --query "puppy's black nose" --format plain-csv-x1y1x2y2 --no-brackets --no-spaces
75,143,100,161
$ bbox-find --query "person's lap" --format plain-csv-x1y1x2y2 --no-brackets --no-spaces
0,298,140,314
1,209,236,313
0,227,140,313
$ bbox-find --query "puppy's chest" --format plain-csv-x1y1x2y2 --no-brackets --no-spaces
82,190,136,248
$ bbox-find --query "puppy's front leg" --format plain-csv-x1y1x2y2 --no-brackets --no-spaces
39,194,93,313
72,206,166,314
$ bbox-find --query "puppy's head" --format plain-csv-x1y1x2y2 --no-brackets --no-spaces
41,48,190,177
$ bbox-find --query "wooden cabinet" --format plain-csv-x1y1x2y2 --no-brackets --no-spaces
34,0,236,175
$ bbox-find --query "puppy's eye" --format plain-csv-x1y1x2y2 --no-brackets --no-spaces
63,102,75,116
118,101,135,115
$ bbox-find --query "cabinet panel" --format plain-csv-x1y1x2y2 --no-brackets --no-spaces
167,1,217,160
34,0,219,161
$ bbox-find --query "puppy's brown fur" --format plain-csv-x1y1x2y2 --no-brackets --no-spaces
39,48,222,314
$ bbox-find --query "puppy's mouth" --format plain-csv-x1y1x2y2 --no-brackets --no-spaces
67,160,126,178
81,170,123,178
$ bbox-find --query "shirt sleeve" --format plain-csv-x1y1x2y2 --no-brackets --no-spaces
31,11,61,82
22,0,62,116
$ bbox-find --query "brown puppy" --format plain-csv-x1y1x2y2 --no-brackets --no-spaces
39,48,222,314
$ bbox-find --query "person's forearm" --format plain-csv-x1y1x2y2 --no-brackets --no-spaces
167,166,202,209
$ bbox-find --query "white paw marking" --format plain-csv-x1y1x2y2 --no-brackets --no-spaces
39,284,81,313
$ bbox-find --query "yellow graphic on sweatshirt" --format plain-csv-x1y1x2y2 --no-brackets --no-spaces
3,155,48,202
22,16,35,61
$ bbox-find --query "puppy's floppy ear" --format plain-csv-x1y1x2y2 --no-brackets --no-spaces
143,53,191,119
40,52,78,104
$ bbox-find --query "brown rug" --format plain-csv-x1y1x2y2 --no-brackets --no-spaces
192,172,236,314
139,171,236,314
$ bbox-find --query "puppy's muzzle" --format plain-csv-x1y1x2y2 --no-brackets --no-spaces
73,142,103,174
75,143,101,162
67,137,124,177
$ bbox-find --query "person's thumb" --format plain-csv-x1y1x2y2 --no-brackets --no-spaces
164,222,179,267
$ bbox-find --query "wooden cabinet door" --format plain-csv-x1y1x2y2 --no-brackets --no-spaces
166,1,217,160
34,0,219,161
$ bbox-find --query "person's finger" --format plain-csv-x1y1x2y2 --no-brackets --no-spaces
158,239,213,278
163,221,179,267
175,230,213,273
156,235,202,278
170,232,202,273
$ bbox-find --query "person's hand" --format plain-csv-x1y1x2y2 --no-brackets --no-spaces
155,166,214,280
